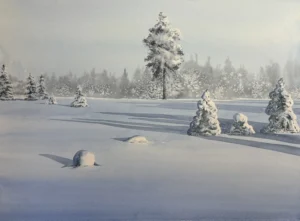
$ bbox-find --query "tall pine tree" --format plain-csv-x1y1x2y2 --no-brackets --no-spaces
143,12,184,99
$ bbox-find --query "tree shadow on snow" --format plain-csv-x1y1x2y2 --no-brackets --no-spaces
52,113,300,157
39,154,73,168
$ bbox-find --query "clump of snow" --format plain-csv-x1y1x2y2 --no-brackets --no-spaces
126,135,149,144
261,78,300,134
70,86,88,108
230,113,255,135
48,94,57,105
72,150,96,167
187,89,221,136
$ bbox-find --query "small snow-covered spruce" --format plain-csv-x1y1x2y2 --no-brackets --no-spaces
187,89,221,136
261,78,300,133
37,75,49,99
0,64,14,100
25,73,38,101
70,85,88,107
143,12,184,100
230,113,255,135
73,150,98,167
48,94,57,105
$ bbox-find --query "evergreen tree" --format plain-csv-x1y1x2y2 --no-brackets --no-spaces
219,57,235,98
70,85,88,107
0,64,14,100
143,12,184,99
25,73,37,100
261,78,300,133
119,68,130,98
187,90,221,136
37,75,49,99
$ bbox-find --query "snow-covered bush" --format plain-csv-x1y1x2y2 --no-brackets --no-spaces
25,73,38,101
73,150,96,167
187,89,221,136
261,78,300,133
70,86,88,107
0,64,14,100
230,113,255,135
48,94,57,105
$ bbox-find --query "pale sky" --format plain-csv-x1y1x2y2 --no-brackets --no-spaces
1,0,300,77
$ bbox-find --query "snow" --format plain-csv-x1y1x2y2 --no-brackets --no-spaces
230,113,255,135
1,98,300,220
72,150,96,167
126,135,149,144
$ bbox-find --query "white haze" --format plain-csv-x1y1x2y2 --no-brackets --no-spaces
0,0,300,76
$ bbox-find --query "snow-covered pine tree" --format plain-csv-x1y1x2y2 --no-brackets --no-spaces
119,68,130,98
261,78,300,133
25,73,37,101
187,89,221,136
70,85,88,107
0,64,14,100
48,94,57,105
37,75,49,100
143,12,184,99
230,113,255,135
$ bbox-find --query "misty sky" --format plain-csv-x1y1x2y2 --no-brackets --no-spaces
1,0,300,77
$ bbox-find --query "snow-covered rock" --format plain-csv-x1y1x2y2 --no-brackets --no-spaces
72,150,96,167
261,78,300,134
187,89,221,136
230,113,255,135
70,86,88,108
126,135,149,144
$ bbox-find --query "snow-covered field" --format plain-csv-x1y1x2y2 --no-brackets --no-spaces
1,98,300,221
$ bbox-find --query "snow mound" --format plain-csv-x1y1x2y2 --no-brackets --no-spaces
73,150,96,167
230,113,255,136
48,95,57,105
126,135,149,144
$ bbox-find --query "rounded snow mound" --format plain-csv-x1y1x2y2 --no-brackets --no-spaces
230,113,255,136
233,113,248,123
126,135,149,144
73,150,96,167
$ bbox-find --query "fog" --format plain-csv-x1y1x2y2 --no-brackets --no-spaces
1,0,300,76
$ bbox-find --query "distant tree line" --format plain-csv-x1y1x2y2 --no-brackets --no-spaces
4,55,299,100
3,12,300,100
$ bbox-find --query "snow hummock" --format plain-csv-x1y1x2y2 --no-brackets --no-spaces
126,135,149,144
72,150,96,167
230,113,255,135
261,78,300,133
48,94,57,105
187,89,221,136
70,85,88,107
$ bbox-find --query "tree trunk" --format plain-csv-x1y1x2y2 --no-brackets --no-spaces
162,68,167,100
